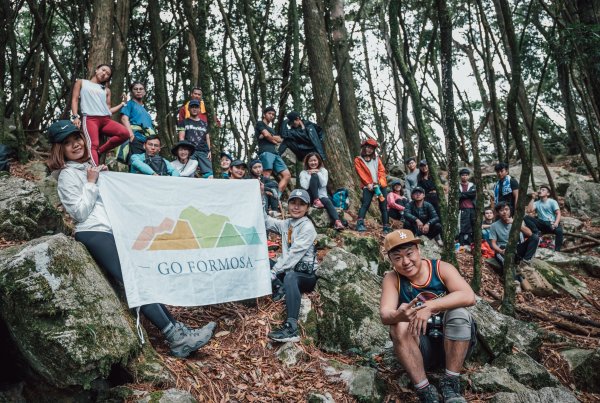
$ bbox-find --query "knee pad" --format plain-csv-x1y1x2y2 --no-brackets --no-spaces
444,308,472,341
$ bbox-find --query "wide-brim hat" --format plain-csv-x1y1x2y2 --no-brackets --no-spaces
171,140,195,156
384,229,421,253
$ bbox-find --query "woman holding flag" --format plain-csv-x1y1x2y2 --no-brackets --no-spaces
46,120,215,358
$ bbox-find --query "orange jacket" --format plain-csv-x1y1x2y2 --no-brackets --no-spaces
354,155,387,188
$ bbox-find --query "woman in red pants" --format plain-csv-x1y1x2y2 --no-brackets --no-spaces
70,64,129,165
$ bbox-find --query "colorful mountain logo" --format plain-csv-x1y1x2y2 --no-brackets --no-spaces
132,206,262,251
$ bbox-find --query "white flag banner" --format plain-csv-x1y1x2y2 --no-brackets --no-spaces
98,172,271,308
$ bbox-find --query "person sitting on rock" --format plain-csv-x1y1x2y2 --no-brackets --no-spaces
220,151,233,178
130,135,180,176
489,201,539,267
170,140,198,178
299,152,344,230
526,185,563,251
354,138,391,234
249,158,281,217
403,187,442,243
380,229,476,403
264,189,318,343
46,120,215,358
387,179,409,223
228,159,247,179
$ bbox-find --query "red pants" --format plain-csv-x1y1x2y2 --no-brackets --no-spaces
82,115,129,164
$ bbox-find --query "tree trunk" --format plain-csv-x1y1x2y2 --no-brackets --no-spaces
242,0,268,111
188,31,199,86
328,0,361,157
436,0,459,264
360,22,385,151
111,0,130,108
302,0,360,201
290,0,302,112
148,0,174,149
7,1,26,161
493,0,531,317
87,0,114,75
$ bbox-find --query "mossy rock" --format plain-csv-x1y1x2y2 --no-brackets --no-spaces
492,352,560,389
315,248,388,354
341,232,390,276
529,259,588,298
0,234,147,388
0,176,64,240
561,348,600,392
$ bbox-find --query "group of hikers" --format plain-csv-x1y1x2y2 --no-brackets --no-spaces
44,63,566,403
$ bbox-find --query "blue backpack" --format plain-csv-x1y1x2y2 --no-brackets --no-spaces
332,188,349,210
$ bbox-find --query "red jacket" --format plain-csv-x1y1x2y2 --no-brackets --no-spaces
354,155,387,188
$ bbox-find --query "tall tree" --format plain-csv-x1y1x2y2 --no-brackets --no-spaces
87,0,114,74
302,0,360,199
436,0,459,263
111,0,131,108
328,0,361,157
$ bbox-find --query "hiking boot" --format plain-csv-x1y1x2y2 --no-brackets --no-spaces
272,286,286,302
165,322,215,358
383,224,392,234
312,199,324,208
356,219,366,232
415,384,440,403
334,220,345,231
439,375,466,403
268,322,300,343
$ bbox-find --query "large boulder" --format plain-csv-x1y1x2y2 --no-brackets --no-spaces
312,247,388,354
468,298,541,361
489,387,578,403
565,180,600,219
560,348,600,392
0,234,166,388
559,216,583,232
0,176,64,240
536,248,600,278
506,165,582,196
469,365,530,393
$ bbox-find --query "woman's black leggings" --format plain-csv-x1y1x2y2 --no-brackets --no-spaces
277,271,317,321
358,187,389,225
307,173,340,222
75,231,174,331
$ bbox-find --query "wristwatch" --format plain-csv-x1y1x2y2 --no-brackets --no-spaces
70,114,80,121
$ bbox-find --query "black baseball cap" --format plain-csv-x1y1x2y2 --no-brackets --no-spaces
411,186,425,194
189,99,201,107
48,120,80,143
287,111,300,121
220,152,233,161
419,159,428,166
230,159,247,168
459,168,471,175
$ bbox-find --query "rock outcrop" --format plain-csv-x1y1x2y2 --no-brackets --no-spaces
311,247,388,354
560,348,600,393
0,234,168,388
565,180,600,219
0,175,64,240
321,360,385,402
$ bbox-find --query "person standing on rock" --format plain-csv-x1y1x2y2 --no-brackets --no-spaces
354,138,391,234
70,64,130,165
458,168,476,247
380,229,476,403
404,157,419,198
264,189,318,343
47,120,215,358
526,185,563,251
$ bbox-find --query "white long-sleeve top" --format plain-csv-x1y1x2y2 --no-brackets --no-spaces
299,168,329,199
264,212,318,275
56,161,111,233
171,159,198,177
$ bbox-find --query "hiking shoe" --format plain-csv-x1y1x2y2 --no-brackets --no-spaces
313,199,324,208
272,286,286,302
415,384,440,403
383,224,392,234
334,219,345,231
356,219,366,232
268,322,300,342
165,322,215,358
439,375,466,403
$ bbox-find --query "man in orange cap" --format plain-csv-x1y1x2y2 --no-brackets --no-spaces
380,229,476,403
353,138,391,233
